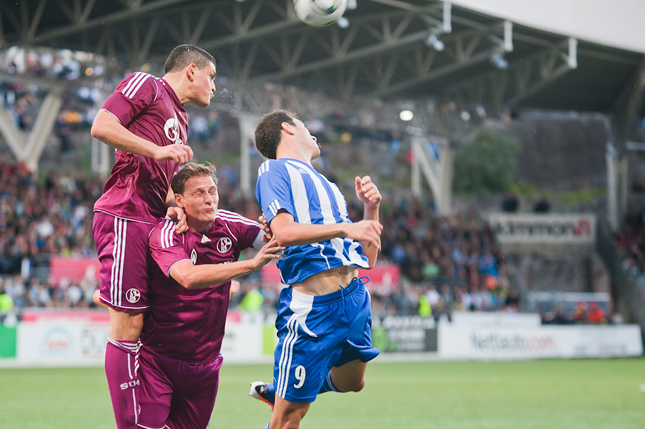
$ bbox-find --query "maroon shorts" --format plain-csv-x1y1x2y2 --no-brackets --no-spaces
137,347,223,429
93,211,153,312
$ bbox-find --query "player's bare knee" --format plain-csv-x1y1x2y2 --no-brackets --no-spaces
340,378,365,393
350,379,366,392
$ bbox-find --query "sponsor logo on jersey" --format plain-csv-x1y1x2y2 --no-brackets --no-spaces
217,237,232,254
126,288,140,303
164,117,183,145
201,234,211,243
191,248,197,264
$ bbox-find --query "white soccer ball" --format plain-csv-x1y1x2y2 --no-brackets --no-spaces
294,0,348,28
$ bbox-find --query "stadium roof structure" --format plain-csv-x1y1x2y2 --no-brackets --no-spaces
1,0,643,120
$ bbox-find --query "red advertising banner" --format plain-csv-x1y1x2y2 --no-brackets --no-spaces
50,256,100,282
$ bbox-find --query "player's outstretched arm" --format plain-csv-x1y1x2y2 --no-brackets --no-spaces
270,211,382,250
355,175,382,267
91,109,193,164
168,237,283,289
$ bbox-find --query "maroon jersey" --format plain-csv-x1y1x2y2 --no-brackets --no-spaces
143,210,262,363
93,72,189,223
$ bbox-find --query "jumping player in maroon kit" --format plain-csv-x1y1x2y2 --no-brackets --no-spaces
90,44,216,428
137,162,283,429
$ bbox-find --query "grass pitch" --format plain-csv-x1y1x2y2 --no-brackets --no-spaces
0,358,643,428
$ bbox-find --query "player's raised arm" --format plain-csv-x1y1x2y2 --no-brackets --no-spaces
91,110,193,164
355,175,383,267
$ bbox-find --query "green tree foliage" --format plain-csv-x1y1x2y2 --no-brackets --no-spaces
453,129,520,195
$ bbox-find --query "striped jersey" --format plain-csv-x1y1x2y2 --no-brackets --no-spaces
256,158,369,285
93,72,189,223
143,210,263,363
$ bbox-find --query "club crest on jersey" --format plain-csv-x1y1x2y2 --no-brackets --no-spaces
164,117,183,145
191,249,197,265
126,288,140,304
217,237,232,254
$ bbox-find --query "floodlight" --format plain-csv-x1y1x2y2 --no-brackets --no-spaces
426,34,444,52
490,52,508,69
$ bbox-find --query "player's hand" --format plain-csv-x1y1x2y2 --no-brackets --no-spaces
355,176,381,209
258,213,273,242
153,144,194,165
251,237,284,270
345,220,383,249
165,206,188,233
229,280,241,296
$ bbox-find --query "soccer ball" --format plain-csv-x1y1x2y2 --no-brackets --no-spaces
294,0,348,27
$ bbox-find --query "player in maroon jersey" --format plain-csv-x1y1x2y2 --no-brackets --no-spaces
90,44,216,428
138,162,282,429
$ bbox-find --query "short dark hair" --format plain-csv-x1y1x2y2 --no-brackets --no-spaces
171,162,218,195
255,109,297,159
164,44,215,74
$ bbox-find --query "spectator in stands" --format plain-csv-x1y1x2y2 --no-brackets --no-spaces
0,284,14,315
501,191,519,213
586,301,607,325
503,288,521,312
573,301,587,324
238,282,265,313
542,305,571,324
533,194,551,213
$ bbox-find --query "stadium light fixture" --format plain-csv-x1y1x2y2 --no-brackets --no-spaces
425,33,444,52
400,110,414,121
490,51,508,69
567,37,578,69
503,21,514,52
337,16,350,29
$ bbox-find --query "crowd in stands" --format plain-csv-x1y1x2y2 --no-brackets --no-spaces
615,201,645,303
0,47,607,323
0,143,523,321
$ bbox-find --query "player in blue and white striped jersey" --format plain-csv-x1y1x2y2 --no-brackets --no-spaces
251,109,383,428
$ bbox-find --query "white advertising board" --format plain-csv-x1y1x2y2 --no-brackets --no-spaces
15,310,266,365
486,213,596,246
451,311,541,327
438,324,643,360
18,321,109,364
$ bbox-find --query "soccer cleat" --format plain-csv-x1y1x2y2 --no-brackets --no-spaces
249,381,275,410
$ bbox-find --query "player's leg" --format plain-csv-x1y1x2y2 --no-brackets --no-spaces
251,360,364,405
270,397,311,429
93,213,151,428
166,354,223,429
136,347,173,429
326,358,368,393
260,287,330,426
322,277,380,394
104,311,144,429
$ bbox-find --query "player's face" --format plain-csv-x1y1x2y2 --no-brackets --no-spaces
191,62,216,108
294,119,321,159
179,175,219,225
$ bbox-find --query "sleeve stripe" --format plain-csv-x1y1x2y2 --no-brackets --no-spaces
121,72,141,96
160,219,176,249
123,72,150,99
269,200,281,217
217,210,260,227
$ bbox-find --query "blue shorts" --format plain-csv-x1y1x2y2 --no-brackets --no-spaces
272,277,380,403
